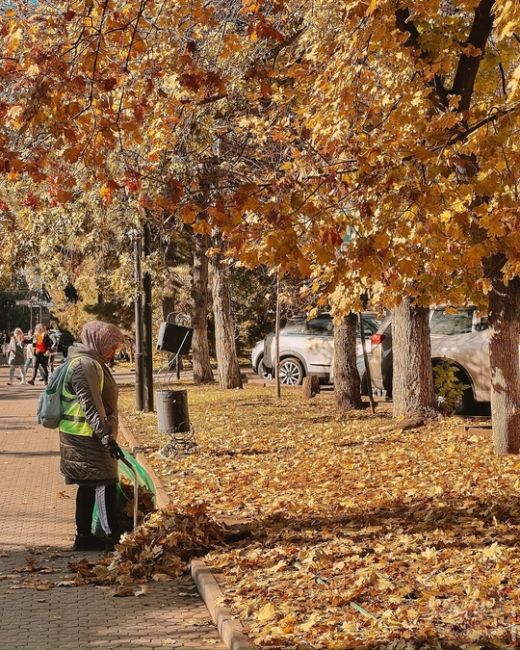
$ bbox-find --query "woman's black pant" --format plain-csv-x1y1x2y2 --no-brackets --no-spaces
31,352,49,383
76,484,119,541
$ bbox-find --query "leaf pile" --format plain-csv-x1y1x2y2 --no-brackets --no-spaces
118,476,156,528
120,386,520,648
75,502,225,587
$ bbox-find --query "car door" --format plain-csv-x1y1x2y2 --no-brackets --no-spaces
300,315,334,374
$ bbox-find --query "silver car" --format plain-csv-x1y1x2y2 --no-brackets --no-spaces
363,307,491,410
261,313,379,385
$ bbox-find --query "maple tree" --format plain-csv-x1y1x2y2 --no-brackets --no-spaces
226,0,520,447
0,0,269,387
1,0,520,445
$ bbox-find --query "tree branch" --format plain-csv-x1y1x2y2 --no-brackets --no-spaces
395,8,448,109
433,102,520,151
451,0,495,113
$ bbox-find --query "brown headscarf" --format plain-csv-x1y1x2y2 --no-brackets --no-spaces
81,321,125,359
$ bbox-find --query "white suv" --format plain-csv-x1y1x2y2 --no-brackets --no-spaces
363,307,493,411
260,313,379,385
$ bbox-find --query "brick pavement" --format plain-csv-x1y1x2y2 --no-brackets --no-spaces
0,365,224,650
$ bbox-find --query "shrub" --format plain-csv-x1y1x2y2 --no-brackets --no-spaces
433,359,469,415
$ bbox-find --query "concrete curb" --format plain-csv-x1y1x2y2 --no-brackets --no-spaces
119,416,256,650
192,559,256,650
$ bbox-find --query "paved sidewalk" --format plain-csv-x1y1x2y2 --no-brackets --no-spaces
0,366,224,650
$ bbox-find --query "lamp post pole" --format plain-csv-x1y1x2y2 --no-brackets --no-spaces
132,230,144,412
143,222,154,412
275,273,281,399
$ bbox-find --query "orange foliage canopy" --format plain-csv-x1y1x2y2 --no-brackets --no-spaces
0,1,520,311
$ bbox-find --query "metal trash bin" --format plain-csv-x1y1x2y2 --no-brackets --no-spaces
156,389,190,434
156,389,195,456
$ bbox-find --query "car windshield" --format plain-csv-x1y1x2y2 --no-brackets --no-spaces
283,318,307,333
359,317,379,336
430,308,473,335
306,316,333,334
283,314,379,337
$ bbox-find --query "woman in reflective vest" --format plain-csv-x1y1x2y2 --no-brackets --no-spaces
59,320,125,552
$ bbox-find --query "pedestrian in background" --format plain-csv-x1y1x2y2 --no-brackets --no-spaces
6,328,26,385
1,330,9,358
27,323,52,385
49,327,60,374
58,320,125,551
24,331,35,376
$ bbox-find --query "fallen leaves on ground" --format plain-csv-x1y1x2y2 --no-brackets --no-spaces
73,503,225,589
118,475,156,528
10,578,52,591
120,385,520,648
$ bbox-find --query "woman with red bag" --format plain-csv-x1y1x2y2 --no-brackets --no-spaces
27,323,52,386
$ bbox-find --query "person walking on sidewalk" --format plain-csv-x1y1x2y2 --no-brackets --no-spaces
59,320,125,552
6,328,26,385
24,330,35,375
27,324,52,385
0,330,6,360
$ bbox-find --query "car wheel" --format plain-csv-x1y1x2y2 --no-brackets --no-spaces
257,357,273,380
279,357,304,385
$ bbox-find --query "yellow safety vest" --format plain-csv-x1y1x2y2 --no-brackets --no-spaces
59,357,104,437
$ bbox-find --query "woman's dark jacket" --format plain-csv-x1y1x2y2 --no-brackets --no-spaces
59,344,119,486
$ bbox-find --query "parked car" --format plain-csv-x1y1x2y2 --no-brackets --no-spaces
361,307,492,410
259,313,380,385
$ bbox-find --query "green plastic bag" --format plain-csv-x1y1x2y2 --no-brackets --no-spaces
92,449,156,538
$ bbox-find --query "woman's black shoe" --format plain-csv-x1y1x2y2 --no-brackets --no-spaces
104,536,120,552
72,534,106,551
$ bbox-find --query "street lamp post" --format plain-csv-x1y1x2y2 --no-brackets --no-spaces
132,230,145,412
143,222,154,412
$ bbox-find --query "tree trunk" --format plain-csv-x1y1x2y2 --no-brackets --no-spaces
211,251,243,389
392,298,436,418
303,375,320,399
191,233,214,384
161,295,176,322
334,312,362,410
488,274,520,455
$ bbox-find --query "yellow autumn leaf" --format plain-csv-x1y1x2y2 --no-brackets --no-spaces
367,0,379,15
257,602,277,622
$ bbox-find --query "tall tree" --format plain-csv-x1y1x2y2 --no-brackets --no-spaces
191,233,214,384
231,0,520,448
486,262,520,453
333,313,362,411
392,299,436,418
2,0,520,449
211,244,242,390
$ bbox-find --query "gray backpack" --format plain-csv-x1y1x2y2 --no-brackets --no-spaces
37,360,72,428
